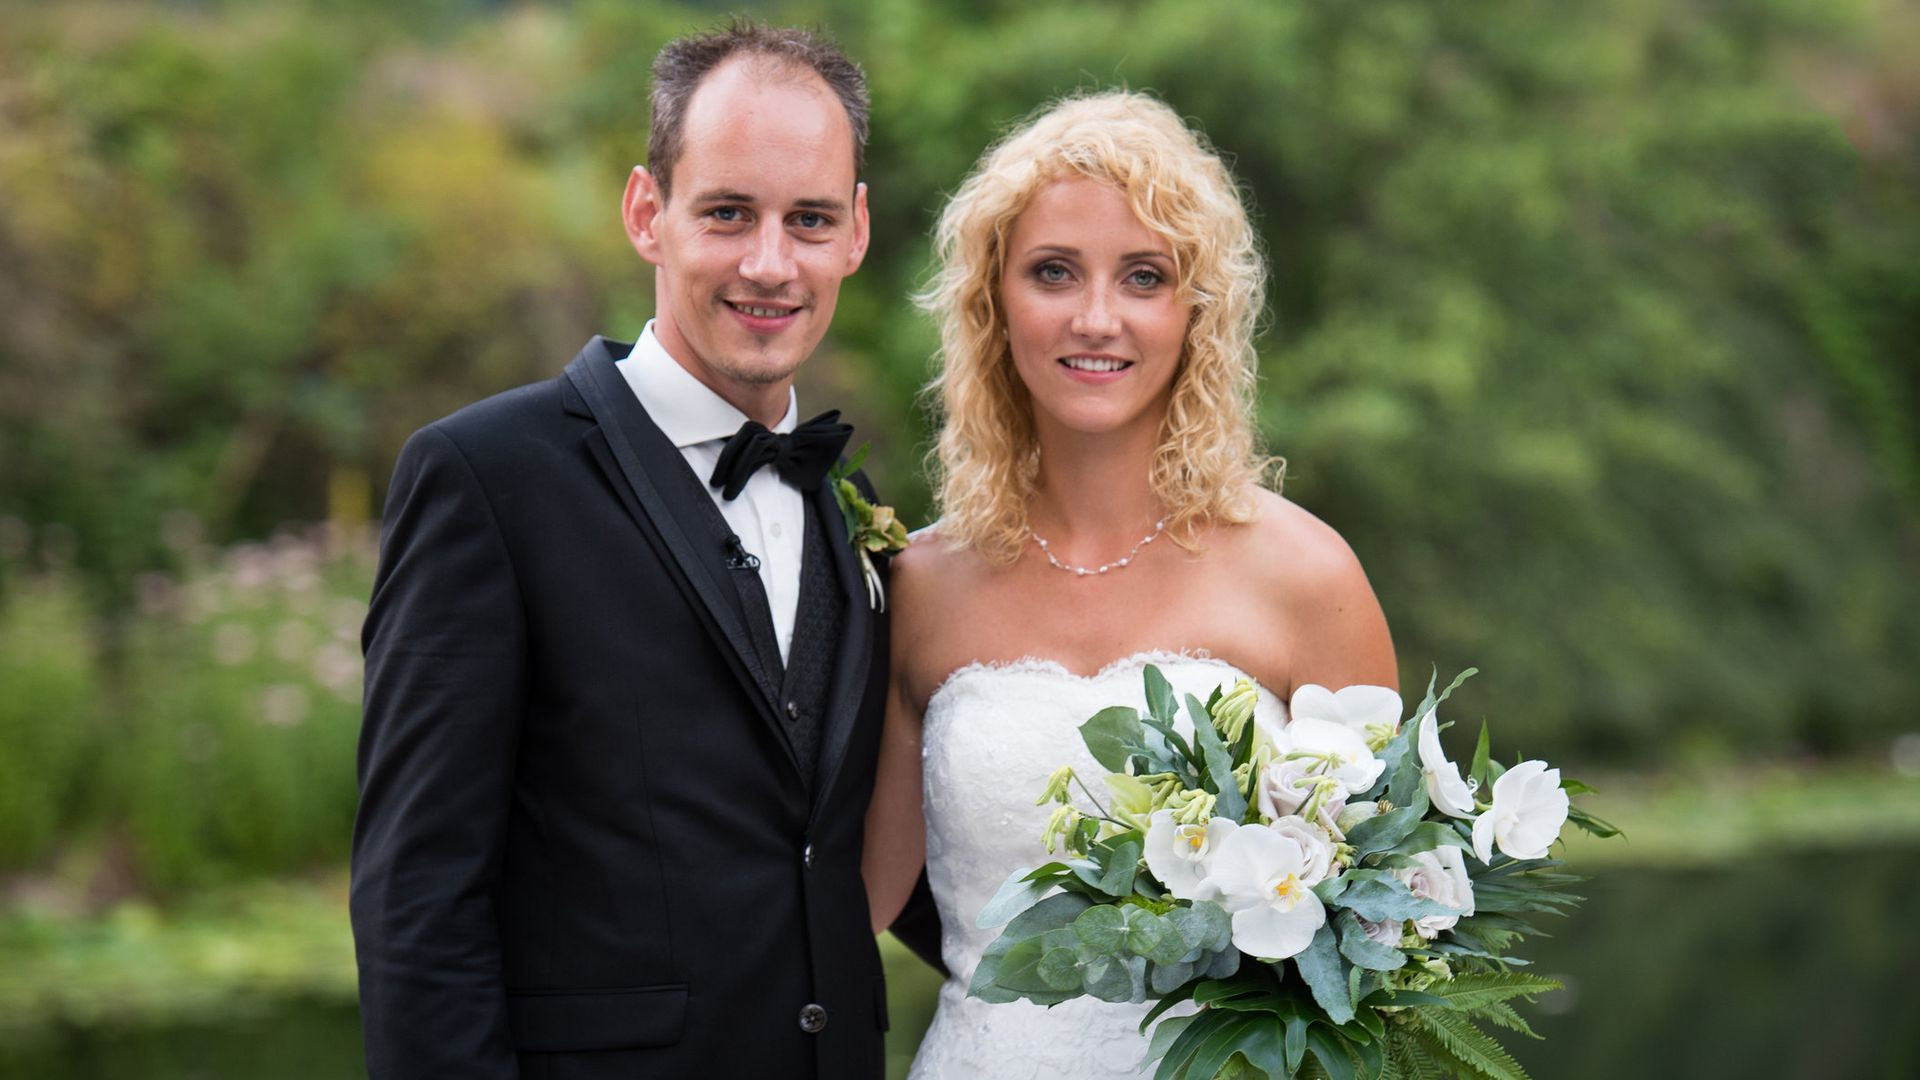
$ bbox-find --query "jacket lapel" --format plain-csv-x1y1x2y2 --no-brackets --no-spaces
806,476,874,815
562,339,788,731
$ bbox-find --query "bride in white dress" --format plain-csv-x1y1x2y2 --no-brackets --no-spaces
864,91,1399,1078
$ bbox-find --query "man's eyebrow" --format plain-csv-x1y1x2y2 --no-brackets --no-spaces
689,189,758,206
686,191,849,215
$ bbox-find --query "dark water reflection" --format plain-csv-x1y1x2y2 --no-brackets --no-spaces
3,849,1914,1079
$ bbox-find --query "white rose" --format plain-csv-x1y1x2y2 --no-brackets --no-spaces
1417,711,1477,820
1289,684,1405,750
1143,811,1238,901
1206,824,1328,960
1472,761,1570,863
1254,757,1346,835
1394,847,1476,939
1260,815,1338,886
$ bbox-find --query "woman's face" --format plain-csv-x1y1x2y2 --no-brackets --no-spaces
1000,177,1191,440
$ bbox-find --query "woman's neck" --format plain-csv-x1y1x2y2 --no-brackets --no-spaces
1027,415,1166,552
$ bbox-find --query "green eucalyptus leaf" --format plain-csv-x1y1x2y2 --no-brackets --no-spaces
1345,804,1426,858
1081,706,1145,773
1074,904,1130,952
1329,870,1460,922
1380,821,1473,858
1335,910,1408,971
1149,958,1195,995
1143,665,1177,725
1293,925,1356,1025
977,867,1060,928
1096,838,1143,896
1038,946,1084,991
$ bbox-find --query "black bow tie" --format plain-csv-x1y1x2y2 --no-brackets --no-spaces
709,410,853,499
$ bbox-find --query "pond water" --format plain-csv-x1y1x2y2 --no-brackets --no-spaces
4,848,1914,1079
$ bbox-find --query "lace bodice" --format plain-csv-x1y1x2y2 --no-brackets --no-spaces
908,652,1288,1079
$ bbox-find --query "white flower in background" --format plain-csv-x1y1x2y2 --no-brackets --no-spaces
1289,684,1405,751
1143,811,1238,901
1417,712,1477,819
1254,756,1347,835
1472,761,1570,863
1262,815,1338,886
1279,717,1385,795
1394,847,1476,939
1358,915,1403,946
1207,824,1328,959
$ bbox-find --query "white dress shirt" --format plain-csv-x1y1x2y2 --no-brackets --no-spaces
616,322,807,664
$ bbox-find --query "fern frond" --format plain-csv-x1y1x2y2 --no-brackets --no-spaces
1407,1009,1530,1080
1420,972,1562,1011
1465,999,1541,1039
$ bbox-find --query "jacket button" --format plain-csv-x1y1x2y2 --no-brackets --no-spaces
798,1003,828,1034
802,842,814,870
786,700,800,723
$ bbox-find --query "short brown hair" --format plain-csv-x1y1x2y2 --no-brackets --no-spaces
647,19,869,199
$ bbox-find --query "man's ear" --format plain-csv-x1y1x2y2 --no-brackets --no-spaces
623,166,665,265
844,181,871,275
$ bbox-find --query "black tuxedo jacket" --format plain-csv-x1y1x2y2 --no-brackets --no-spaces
352,337,899,1079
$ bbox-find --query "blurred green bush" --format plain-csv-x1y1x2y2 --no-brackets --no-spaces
0,520,369,889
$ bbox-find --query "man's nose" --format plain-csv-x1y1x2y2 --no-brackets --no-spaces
739,220,797,286
1070,283,1121,339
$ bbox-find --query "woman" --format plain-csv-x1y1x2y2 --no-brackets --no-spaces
864,91,1398,1078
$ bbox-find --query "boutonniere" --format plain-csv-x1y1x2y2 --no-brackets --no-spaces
829,444,909,611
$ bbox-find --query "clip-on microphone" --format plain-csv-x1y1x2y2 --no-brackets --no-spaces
724,534,761,571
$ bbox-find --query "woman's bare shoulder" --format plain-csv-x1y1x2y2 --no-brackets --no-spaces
1237,488,1371,592
1231,488,1397,690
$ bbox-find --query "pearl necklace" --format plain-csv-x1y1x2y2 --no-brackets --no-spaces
1030,518,1169,576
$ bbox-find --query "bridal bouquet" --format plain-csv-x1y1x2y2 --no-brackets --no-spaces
970,665,1617,1080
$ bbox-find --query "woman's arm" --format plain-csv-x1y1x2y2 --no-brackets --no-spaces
863,664,927,933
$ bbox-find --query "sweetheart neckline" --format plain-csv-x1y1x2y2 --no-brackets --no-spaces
924,649,1286,714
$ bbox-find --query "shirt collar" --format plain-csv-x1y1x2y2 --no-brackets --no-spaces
615,321,797,448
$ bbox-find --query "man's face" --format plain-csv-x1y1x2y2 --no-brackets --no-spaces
624,59,869,416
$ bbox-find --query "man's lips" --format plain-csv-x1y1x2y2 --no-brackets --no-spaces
724,299,803,333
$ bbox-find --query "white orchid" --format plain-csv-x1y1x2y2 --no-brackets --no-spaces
1142,811,1237,901
1472,760,1570,863
1207,824,1328,960
1278,716,1385,795
1289,683,1405,751
1395,846,1476,939
1417,711,1477,819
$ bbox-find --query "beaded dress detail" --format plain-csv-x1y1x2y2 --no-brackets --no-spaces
908,653,1288,1079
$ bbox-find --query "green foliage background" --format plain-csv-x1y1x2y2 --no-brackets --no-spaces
1,0,1917,885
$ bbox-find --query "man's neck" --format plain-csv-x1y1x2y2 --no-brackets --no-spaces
652,324,793,427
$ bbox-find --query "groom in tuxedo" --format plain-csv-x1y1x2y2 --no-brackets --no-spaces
351,22,926,1078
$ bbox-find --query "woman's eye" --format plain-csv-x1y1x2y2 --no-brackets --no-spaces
1128,268,1164,288
1036,262,1070,283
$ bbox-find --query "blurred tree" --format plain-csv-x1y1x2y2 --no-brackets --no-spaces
0,0,1914,777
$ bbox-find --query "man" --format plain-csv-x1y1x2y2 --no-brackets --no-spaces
352,22,922,1078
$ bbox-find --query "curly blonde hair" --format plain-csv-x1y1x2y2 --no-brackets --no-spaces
918,90,1273,564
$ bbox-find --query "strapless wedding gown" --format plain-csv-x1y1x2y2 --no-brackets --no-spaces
907,653,1288,1079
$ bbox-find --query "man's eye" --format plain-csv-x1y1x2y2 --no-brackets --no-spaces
794,212,828,229
711,207,745,223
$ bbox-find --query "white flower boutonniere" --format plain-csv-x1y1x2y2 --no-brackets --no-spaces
829,444,908,610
